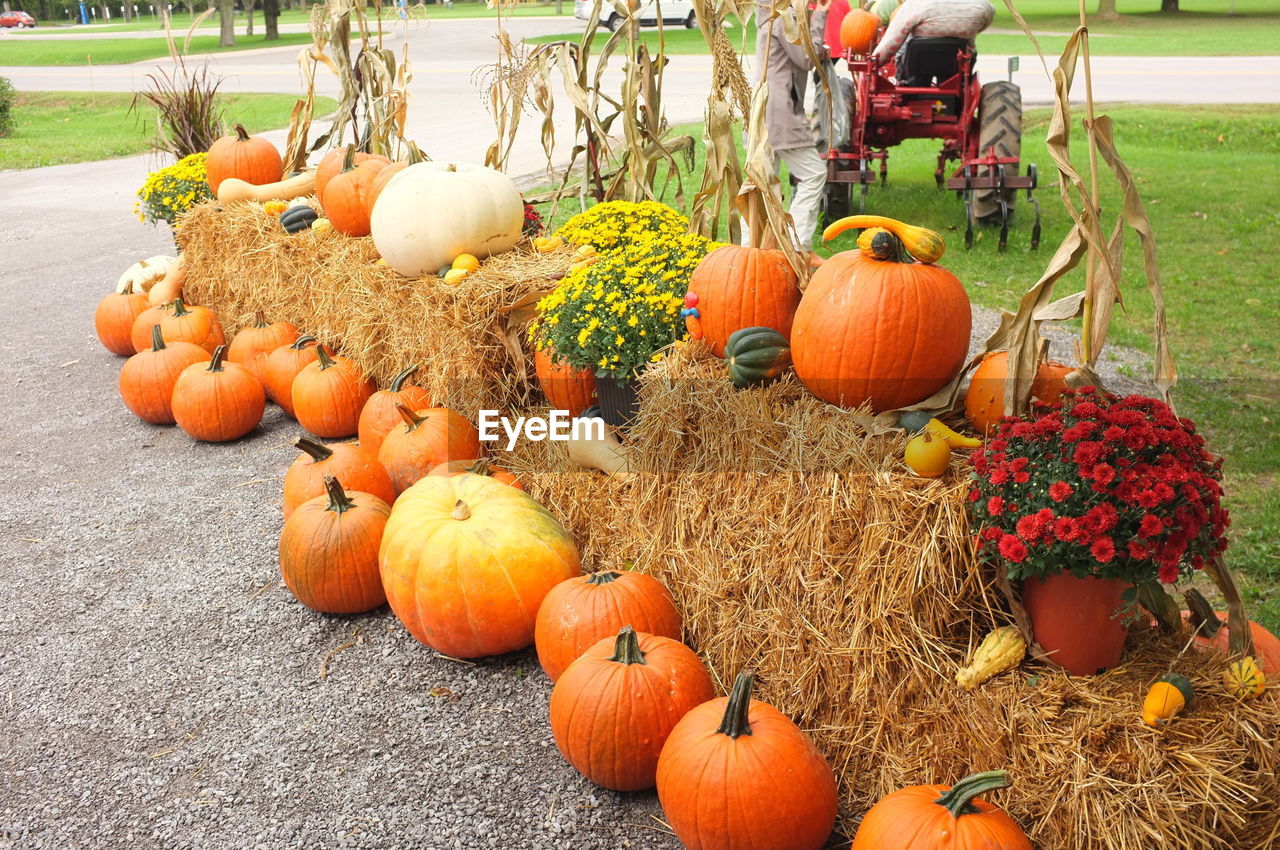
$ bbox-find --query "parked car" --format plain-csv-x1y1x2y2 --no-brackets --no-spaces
0,10,37,27
574,0,697,31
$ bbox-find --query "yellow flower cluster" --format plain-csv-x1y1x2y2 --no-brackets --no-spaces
135,152,213,226
554,200,691,254
529,204,709,379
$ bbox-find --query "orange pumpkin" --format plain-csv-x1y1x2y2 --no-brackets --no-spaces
118,325,211,425
279,476,391,614
205,123,283,194
153,299,226,355
291,346,376,439
427,458,524,491
320,146,389,237
850,770,1031,850
263,334,319,416
315,145,390,200
356,364,434,454
656,672,838,850
686,244,801,358
965,349,1073,436
550,626,713,791
1184,589,1280,675
95,282,150,356
226,310,300,386
283,436,397,520
839,8,881,53
535,570,683,682
378,473,581,658
791,229,970,412
534,346,597,416
128,300,177,354
171,345,265,442
365,147,425,217
377,404,484,495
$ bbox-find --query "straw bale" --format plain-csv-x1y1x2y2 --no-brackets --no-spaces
179,200,569,418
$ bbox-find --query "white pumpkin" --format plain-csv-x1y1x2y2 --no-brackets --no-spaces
370,162,524,277
116,255,177,294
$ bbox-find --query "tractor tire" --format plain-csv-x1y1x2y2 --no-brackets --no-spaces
973,81,1021,221
607,13,624,31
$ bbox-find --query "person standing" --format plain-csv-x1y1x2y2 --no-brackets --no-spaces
753,0,830,267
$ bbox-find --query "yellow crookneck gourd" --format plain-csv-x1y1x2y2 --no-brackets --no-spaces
956,626,1027,690
822,215,946,264
1142,673,1194,728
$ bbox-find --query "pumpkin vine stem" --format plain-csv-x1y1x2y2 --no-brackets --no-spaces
150,324,166,351
323,475,356,514
933,770,1012,819
290,334,317,350
251,310,268,328
394,402,425,431
295,436,333,463
207,345,228,372
716,672,755,739
452,499,472,521
233,123,250,142
314,345,337,370
1184,587,1223,639
609,626,646,665
390,364,419,393
586,571,623,586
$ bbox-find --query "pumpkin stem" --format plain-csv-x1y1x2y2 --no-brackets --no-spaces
341,144,356,173
394,402,425,431
389,363,419,393
290,334,317,351
314,345,337,370
452,499,471,521
716,672,755,739
207,345,228,372
252,310,268,329
585,571,624,586
295,436,333,463
862,229,905,263
149,324,166,352
1184,588,1224,639
933,771,1013,819
233,123,251,142
170,298,191,317
447,163,458,172
323,475,356,514
609,626,646,665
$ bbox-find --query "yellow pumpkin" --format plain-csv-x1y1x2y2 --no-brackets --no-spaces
904,431,951,477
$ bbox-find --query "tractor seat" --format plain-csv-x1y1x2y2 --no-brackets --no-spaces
897,37,971,87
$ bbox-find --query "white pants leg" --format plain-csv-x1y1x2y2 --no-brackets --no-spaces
777,145,826,251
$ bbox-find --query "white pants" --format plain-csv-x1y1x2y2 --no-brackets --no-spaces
740,145,827,251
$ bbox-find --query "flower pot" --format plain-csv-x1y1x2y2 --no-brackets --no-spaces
1021,572,1131,676
595,375,640,430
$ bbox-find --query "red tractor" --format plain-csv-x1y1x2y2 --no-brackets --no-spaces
823,36,1040,250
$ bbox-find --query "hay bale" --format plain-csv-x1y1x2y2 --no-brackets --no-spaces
179,200,569,418
507,343,1280,849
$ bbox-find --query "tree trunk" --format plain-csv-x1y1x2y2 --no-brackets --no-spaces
264,0,279,39
245,0,254,35
1160,0,1178,9
121,0,133,22
217,0,235,45
1096,0,1118,18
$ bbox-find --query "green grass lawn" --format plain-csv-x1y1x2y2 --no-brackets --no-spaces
544,104,1280,629
0,31,319,65
527,0,1280,55
0,91,338,169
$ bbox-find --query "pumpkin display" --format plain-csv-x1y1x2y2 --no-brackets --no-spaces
427,458,524,491
154,299,226,355
792,222,970,412
1224,656,1266,699
1184,588,1280,675
147,255,186,306
283,436,397,520
205,123,283,193
956,626,1026,691
904,431,951,477
128,300,177,354
535,570,683,683
118,326,211,425
377,404,484,494
279,476,391,614
94,282,150,356
534,347,597,417
226,310,299,386
839,7,881,53
280,205,319,234
687,245,801,358
656,672,838,850
171,345,265,442
263,334,319,416
550,626,713,791
315,146,390,199
378,473,581,658
215,171,317,205
291,346,377,439
370,161,525,277
320,147,389,237
965,349,1073,436
724,326,792,388
850,770,1032,850
356,364,434,454
1143,673,1194,728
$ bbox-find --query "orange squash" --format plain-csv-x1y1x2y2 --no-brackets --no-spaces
315,145,390,200
283,437,397,520
226,310,299,386
118,325,211,425
965,349,1073,436
94,282,150,356
377,404,484,495
686,244,801,358
320,146,389,237
1184,589,1280,675
851,770,1031,850
171,345,265,442
356,364,434,454
128,300,177,354
291,346,377,439
263,334,319,417
153,299,226,355
534,346,597,416
205,123,283,194
839,8,881,53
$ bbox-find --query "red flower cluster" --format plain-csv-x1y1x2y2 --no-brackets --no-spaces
969,388,1229,584
522,201,543,236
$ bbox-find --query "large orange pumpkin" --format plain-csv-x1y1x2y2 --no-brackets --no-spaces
205,124,283,194
263,334,319,416
656,672,838,850
283,436,397,520
315,145,390,199
279,476,391,614
791,229,970,412
377,404,484,495
550,626,713,791
535,569,683,682
154,299,226,355
356,364,434,454
839,7,881,53
965,349,1073,436
686,244,801,358
534,347,597,416
850,770,1031,850
226,310,299,386
291,346,376,439
118,325,210,425
320,147,389,237
128,300,177,354
94,282,151,356
171,345,265,442
1184,589,1280,675
378,473,581,658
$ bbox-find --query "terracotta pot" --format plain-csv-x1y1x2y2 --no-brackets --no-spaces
1021,571,1131,676
595,374,640,430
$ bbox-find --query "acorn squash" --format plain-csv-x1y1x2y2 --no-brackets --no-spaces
724,326,792,388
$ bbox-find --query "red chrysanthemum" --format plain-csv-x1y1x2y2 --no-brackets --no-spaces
998,534,1029,563
1048,481,1074,502
1091,536,1116,564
